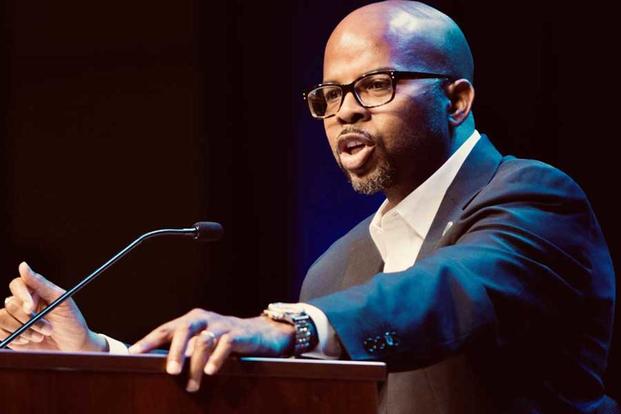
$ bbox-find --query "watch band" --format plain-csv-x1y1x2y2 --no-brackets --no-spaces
290,312,317,356
262,304,319,356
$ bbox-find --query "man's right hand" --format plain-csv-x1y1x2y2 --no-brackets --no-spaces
0,262,107,352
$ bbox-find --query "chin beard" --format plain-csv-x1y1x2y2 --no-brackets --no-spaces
343,161,397,195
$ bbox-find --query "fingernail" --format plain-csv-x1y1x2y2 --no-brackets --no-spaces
24,263,39,279
186,379,199,392
204,363,216,375
4,297,9,306
40,325,53,336
166,360,182,375
23,303,33,314
30,332,44,343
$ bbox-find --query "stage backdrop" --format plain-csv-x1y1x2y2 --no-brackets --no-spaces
1,0,619,398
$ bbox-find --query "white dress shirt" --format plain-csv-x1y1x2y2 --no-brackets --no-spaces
100,333,130,354
369,130,480,272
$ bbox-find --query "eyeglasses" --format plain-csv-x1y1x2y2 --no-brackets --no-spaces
303,70,452,119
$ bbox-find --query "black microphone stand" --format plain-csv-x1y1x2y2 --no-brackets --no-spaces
0,224,215,349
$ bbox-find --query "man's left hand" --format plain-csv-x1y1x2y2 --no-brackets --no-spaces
128,308,295,392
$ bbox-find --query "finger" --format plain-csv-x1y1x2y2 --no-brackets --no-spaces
6,339,40,350
0,309,46,342
14,330,44,343
18,262,65,304
185,336,197,357
186,331,217,392
31,292,42,312
5,337,30,346
204,333,236,375
0,327,32,346
0,330,30,345
129,323,175,354
8,278,36,314
166,320,206,375
4,297,53,336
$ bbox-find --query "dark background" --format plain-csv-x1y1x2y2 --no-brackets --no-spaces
1,0,619,398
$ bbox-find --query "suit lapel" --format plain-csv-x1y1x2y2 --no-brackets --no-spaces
417,134,502,260
339,216,384,290
333,135,503,289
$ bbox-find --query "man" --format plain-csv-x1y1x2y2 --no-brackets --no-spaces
0,1,617,412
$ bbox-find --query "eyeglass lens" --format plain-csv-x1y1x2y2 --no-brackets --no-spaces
307,73,394,118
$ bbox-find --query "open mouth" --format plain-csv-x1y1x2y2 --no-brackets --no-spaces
344,139,368,155
337,133,376,173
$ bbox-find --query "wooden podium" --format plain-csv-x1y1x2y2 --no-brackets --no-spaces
0,350,385,413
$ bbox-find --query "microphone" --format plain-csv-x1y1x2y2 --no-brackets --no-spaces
0,221,223,349
194,221,224,241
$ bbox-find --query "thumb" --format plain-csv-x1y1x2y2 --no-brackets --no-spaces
18,262,65,304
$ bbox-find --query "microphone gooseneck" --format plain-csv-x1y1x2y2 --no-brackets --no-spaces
0,221,223,349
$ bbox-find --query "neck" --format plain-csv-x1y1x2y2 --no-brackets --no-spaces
383,122,476,212
450,117,475,154
382,182,418,212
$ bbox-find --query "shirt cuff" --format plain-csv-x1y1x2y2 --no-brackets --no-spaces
98,333,129,355
297,303,341,359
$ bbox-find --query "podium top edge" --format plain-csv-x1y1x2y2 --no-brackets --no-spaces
0,349,386,381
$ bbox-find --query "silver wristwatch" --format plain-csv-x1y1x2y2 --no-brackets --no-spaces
262,303,318,356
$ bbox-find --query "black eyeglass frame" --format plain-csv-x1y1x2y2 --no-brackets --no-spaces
302,69,454,119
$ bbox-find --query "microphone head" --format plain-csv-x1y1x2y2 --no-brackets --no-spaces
193,221,224,241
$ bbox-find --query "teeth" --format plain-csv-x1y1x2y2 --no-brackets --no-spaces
346,139,364,149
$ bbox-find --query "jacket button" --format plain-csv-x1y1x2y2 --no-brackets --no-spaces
375,335,386,351
385,331,400,347
363,337,377,353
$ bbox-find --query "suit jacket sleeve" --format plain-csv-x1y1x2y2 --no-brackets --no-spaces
307,159,615,375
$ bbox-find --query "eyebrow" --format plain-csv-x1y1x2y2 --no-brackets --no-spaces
322,66,396,84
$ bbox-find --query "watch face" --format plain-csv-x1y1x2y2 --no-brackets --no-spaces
268,302,301,313
265,303,307,323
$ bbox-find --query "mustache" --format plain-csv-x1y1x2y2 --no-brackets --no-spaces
337,127,377,148
338,127,374,141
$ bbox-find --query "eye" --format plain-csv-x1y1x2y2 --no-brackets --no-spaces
357,75,392,95
367,78,391,90
323,87,342,102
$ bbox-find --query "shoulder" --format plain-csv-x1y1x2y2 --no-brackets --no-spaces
474,156,588,207
456,155,607,274
456,154,602,259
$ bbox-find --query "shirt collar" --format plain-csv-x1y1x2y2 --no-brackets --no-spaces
370,130,481,248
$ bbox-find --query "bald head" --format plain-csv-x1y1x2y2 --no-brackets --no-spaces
325,1,474,82
320,1,477,201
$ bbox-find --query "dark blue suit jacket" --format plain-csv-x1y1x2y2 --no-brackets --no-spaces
301,135,617,413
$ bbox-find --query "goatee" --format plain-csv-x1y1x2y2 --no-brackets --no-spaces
340,159,396,195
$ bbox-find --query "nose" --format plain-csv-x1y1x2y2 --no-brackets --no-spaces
335,91,370,124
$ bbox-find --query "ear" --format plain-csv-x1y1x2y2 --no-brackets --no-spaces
445,79,474,127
